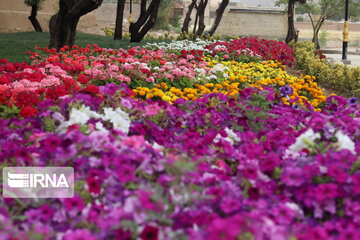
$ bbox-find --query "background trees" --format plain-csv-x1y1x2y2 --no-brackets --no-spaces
181,0,229,37
277,0,360,48
24,0,44,32
114,0,126,40
49,0,103,50
285,0,306,44
129,0,162,42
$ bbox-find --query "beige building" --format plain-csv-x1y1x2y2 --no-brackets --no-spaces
0,0,287,38
217,7,287,38
181,0,286,38
0,0,96,33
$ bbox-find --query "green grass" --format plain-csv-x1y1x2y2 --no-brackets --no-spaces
0,32,169,63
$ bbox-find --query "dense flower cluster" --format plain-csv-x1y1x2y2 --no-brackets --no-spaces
206,37,296,66
1,83,360,239
2,37,360,239
133,60,326,110
0,38,322,118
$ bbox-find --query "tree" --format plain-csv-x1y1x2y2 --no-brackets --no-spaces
207,0,229,36
129,0,162,42
181,0,196,33
24,0,44,32
153,0,174,31
285,0,306,44
182,0,229,37
49,0,103,50
277,0,360,49
114,0,126,40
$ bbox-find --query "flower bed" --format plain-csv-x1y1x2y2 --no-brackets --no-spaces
0,39,325,118
1,38,360,239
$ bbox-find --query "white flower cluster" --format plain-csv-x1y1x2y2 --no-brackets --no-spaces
57,106,130,134
203,63,229,80
335,130,356,154
144,39,217,52
288,129,320,153
214,127,241,145
287,128,355,154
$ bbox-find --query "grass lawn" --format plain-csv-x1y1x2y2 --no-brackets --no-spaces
0,32,169,63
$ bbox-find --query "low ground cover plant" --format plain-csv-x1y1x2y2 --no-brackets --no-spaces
292,40,360,98
1,37,360,239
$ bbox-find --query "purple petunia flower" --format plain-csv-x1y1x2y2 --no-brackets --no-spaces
63,229,96,240
279,85,293,97
348,97,358,106
281,166,305,186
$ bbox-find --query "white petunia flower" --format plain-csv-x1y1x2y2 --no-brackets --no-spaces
56,105,131,134
288,129,320,153
335,130,356,154
95,122,108,133
102,107,131,134
214,127,241,145
69,107,91,124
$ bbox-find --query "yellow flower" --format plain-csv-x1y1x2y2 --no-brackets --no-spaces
278,81,285,86
161,95,171,102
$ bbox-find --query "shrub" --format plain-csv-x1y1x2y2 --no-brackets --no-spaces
292,41,360,97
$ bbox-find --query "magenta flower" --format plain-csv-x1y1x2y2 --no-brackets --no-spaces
140,225,159,240
206,217,242,240
281,166,305,186
63,194,85,213
63,229,96,240
144,103,161,116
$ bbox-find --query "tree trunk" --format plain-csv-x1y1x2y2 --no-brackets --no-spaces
181,0,197,33
28,3,43,32
313,24,322,49
285,0,306,44
195,0,208,36
114,0,125,40
285,0,296,44
49,14,58,48
49,0,103,50
207,0,228,36
312,17,325,49
192,7,199,35
129,0,162,42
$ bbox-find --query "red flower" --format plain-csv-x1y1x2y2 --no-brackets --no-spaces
60,46,70,52
87,176,101,194
77,74,89,84
0,59,8,64
140,225,158,240
82,84,99,95
15,92,40,107
19,106,38,118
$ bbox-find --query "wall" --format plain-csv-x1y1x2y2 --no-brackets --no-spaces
0,0,96,33
95,2,141,31
217,8,287,38
295,22,360,32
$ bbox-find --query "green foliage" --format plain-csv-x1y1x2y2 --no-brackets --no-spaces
103,27,114,37
177,32,229,41
0,32,170,63
154,0,174,31
318,30,329,48
292,40,360,98
276,0,360,20
0,105,20,118
276,0,360,47
296,16,305,22
153,0,182,31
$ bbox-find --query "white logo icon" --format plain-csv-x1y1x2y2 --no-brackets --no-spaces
7,172,69,188
3,167,74,198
